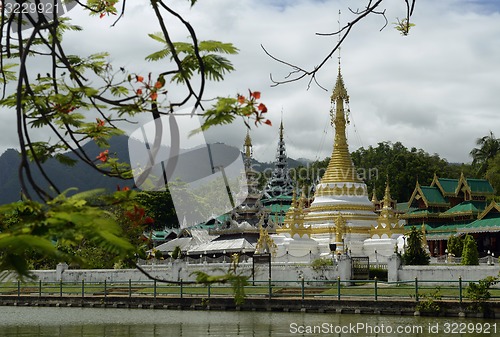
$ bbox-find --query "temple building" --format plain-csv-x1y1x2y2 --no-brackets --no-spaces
276,66,404,259
261,119,295,224
401,173,496,256
185,130,275,259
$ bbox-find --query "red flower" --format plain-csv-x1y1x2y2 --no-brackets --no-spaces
136,75,144,83
96,118,105,127
136,88,143,95
154,81,163,89
258,103,268,113
237,95,245,104
100,13,105,19
250,91,261,100
96,150,109,162
150,92,158,101
264,119,272,126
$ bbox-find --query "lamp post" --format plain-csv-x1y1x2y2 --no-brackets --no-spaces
223,250,226,263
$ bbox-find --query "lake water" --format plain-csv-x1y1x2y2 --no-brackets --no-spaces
0,306,496,336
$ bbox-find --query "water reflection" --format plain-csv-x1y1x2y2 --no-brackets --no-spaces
0,306,495,337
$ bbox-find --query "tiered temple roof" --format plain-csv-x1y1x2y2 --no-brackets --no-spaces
262,119,295,224
401,173,496,255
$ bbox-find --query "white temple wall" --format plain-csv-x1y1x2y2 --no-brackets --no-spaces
24,261,341,286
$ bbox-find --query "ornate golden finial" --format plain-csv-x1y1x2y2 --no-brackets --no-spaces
320,66,360,184
255,217,277,256
421,222,427,248
371,188,378,203
298,185,307,210
382,176,392,209
331,68,349,103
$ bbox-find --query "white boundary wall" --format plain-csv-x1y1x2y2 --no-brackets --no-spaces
20,261,341,286
387,254,500,286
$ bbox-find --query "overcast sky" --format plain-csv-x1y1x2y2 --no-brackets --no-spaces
1,0,499,164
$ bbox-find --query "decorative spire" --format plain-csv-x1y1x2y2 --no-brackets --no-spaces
243,129,253,170
263,116,294,198
244,129,252,159
320,67,361,184
291,188,297,208
279,118,284,142
371,189,379,203
298,185,307,209
382,177,393,209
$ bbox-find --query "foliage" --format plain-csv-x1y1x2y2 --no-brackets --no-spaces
402,226,430,265
447,235,464,258
194,90,272,134
191,253,249,305
311,258,334,271
461,234,479,265
464,274,500,312
485,153,500,195
393,18,416,36
351,142,473,202
0,189,137,278
135,190,178,230
369,268,388,281
416,287,442,314
470,131,500,176
146,36,238,83
171,246,182,260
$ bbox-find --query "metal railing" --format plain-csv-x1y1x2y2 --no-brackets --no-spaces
1,277,498,303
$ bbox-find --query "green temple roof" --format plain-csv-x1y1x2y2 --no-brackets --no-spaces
466,178,495,194
420,186,448,205
443,200,485,215
459,216,500,233
437,178,458,194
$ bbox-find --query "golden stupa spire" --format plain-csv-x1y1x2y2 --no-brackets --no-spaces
382,177,392,209
320,66,361,184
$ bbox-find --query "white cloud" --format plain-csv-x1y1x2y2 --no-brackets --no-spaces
1,0,500,167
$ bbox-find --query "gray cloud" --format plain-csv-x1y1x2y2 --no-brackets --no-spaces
1,0,499,168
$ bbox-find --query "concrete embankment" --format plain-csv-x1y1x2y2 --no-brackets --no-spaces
1,295,498,318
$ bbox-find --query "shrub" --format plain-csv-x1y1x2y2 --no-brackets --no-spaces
171,246,182,260
461,234,479,265
402,226,430,265
465,274,500,312
311,258,333,271
447,235,463,257
416,287,442,315
369,268,388,281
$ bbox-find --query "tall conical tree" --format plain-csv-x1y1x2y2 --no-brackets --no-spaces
402,226,430,265
461,234,479,265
